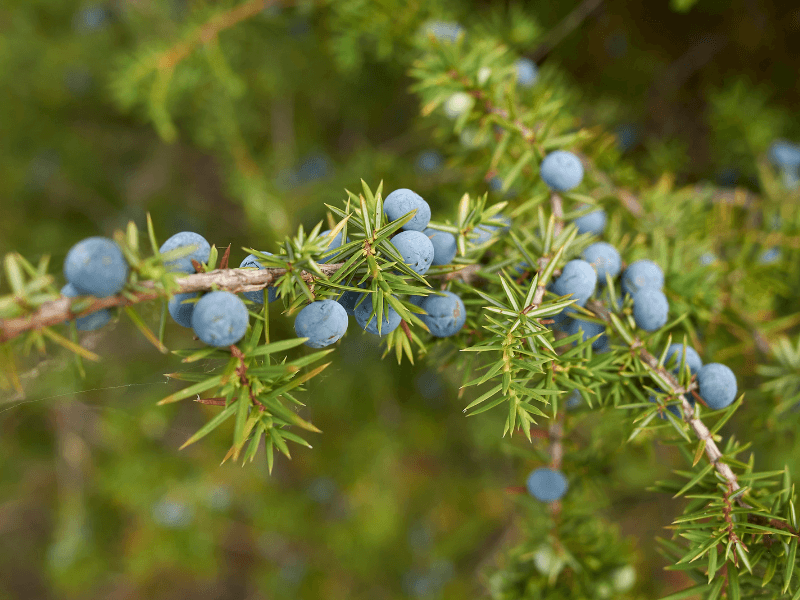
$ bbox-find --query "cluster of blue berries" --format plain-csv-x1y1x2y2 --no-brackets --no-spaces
295,189,467,347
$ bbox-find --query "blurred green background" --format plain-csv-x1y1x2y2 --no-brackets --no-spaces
1,0,799,598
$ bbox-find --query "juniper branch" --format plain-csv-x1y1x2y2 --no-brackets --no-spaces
585,298,751,509
0,263,344,344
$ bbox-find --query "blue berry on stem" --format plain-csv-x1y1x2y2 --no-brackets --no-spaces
337,284,366,316
582,242,621,284
424,228,457,266
514,58,539,88
294,300,349,348
239,253,278,304
526,467,568,502
665,343,702,375
159,232,211,274
317,229,349,264
697,363,738,410
563,317,607,350
631,288,669,332
354,301,402,336
551,259,597,307
420,291,466,338
64,237,129,297
621,259,664,295
574,207,607,236
384,189,431,231
60,283,112,331
539,150,584,192
168,292,200,328
391,230,434,275
191,291,249,347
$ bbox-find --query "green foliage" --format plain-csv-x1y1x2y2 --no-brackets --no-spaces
4,1,800,599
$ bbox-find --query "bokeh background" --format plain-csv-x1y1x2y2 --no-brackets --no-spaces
1,1,799,598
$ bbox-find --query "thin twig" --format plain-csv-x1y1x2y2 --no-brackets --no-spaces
0,263,344,344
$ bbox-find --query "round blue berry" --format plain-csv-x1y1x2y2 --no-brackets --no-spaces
63,237,129,297
563,317,606,350
391,230,435,275
759,247,781,264
423,20,465,43
384,189,431,231
552,259,597,307
354,300,402,336
337,284,366,316
574,207,607,236
318,229,348,264
515,58,538,88
239,253,278,304
697,363,738,410
159,232,211,274
582,242,621,284
768,140,800,169
294,300,349,348
539,151,584,192
420,291,466,338
565,390,582,410
295,153,330,183
424,228,457,266
621,259,664,295
632,288,669,332
665,343,703,375
168,292,199,328
471,215,512,245
60,283,112,331
191,291,249,347
526,467,568,502
408,294,427,308
615,124,639,152
416,150,443,173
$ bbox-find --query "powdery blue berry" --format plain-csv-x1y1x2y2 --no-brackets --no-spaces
420,291,466,338
697,363,738,410
191,291,249,347
423,20,465,43
471,215,512,245
539,150,584,192
424,228,457,266
391,230,435,275
384,189,431,231
565,390,582,410
574,207,607,236
665,343,703,375
515,58,538,88
552,259,597,307
563,317,606,350
63,237,129,297
526,467,568,503
416,150,443,173
294,300,349,348
582,242,621,284
60,283,112,331
318,229,349,263
615,124,639,152
621,259,664,295
159,231,211,274
338,285,366,316
354,300,402,336
759,247,781,264
168,292,199,328
239,253,278,304
768,140,800,169
632,288,669,332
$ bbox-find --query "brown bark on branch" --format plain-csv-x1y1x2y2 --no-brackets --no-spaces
0,263,344,344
